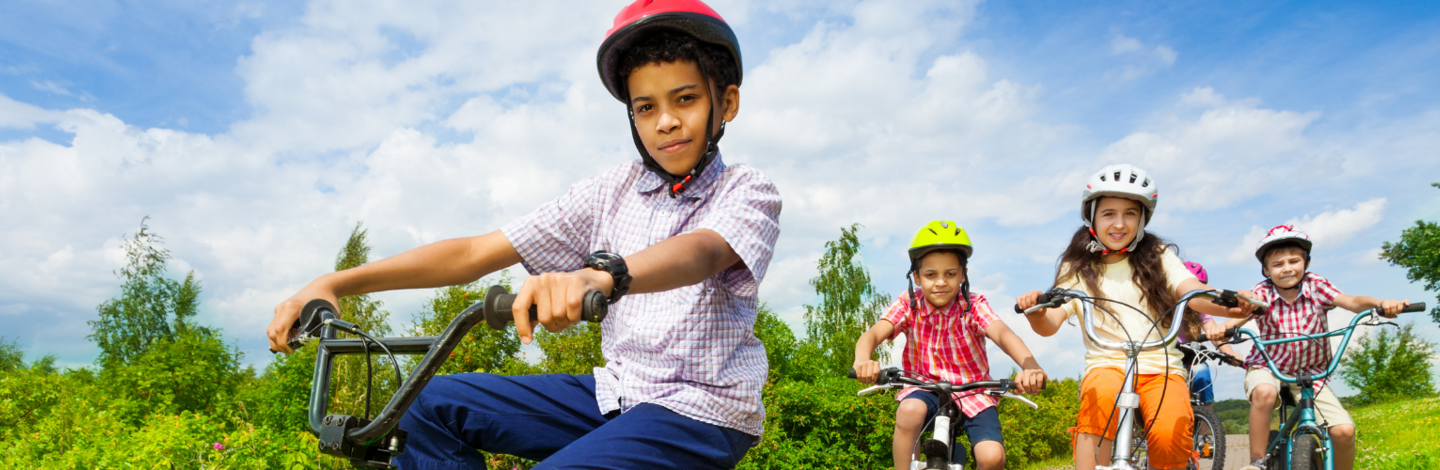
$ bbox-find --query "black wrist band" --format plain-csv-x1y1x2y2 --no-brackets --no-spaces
584,251,630,304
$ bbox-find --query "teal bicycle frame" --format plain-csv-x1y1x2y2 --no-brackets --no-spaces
1224,302,1426,470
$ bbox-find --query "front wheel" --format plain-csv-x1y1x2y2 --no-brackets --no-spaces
1289,433,1324,470
1191,406,1225,470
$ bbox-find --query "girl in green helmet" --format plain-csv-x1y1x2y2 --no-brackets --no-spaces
853,220,1047,470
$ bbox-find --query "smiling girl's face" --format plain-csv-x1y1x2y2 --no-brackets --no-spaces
1094,197,1143,253
912,251,965,309
626,60,739,176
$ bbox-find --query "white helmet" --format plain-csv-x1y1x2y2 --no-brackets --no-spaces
1081,164,1158,253
1254,224,1312,262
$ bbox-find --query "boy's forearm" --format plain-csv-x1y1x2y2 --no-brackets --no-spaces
994,327,1041,370
1335,294,1380,312
854,332,878,362
329,232,519,297
626,229,740,294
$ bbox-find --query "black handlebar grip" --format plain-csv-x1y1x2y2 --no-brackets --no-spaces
1040,378,1047,390
1196,326,1239,343
1013,304,1023,314
482,285,609,331
847,368,857,379
1401,302,1427,313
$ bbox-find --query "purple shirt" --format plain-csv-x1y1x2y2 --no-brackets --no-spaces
501,155,781,436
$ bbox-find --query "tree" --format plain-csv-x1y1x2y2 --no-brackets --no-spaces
1339,323,1437,406
408,276,523,376
87,217,206,366
329,223,398,419
753,304,798,381
801,224,890,378
1380,182,1440,324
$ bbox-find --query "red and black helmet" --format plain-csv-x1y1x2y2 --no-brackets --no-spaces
596,0,743,103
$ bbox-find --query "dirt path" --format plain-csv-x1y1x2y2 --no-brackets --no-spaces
1223,434,1251,469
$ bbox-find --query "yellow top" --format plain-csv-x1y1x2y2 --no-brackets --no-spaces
1059,248,1195,377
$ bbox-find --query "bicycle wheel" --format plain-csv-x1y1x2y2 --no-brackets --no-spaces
1289,434,1323,470
1191,406,1225,470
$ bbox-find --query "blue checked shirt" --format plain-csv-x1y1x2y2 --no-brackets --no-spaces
501,154,781,436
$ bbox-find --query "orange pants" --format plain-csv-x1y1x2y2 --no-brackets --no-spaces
1072,368,1196,469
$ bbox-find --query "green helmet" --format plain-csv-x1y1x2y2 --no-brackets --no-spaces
908,220,974,262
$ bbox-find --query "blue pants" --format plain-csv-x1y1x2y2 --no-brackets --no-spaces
1190,363,1215,405
395,373,755,470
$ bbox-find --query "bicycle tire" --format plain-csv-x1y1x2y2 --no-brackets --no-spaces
1192,406,1225,470
1289,433,1323,470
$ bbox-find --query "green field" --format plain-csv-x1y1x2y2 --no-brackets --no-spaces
1353,396,1440,469
1021,396,1440,470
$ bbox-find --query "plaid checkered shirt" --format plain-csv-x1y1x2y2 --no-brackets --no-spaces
1246,273,1343,391
882,291,1000,418
501,155,781,436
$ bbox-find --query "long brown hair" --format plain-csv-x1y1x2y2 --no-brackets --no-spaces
1053,226,1201,341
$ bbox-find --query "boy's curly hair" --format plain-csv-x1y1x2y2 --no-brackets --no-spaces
616,29,740,99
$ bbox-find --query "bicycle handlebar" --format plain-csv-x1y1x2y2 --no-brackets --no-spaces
1222,302,1426,384
275,285,608,468
848,367,1046,393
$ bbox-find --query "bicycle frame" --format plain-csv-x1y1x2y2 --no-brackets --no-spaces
853,369,1039,470
1229,308,1384,470
298,299,488,468
1069,288,1245,470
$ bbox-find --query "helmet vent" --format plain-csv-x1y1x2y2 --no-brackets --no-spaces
1128,174,1137,183
1142,179,1150,187
1114,170,1122,181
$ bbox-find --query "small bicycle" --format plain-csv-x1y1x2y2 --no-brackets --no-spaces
1018,287,1264,470
1200,301,1426,470
272,286,608,469
847,367,1041,470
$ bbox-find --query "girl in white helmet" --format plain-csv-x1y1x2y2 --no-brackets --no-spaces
1015,164,1259,470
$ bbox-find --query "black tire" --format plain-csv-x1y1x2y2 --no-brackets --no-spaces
1290,433,1323,470
1192,406,1225,470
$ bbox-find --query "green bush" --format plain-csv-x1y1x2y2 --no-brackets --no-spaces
105,329,245,424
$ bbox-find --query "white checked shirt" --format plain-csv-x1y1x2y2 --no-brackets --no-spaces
501,154,781,436
1247,273,1343,390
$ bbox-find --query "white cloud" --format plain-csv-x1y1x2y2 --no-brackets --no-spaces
0,93,65,129
1225,198,1387,264
29,80,73,96
1100,87,1323,212
1108,33,1178,80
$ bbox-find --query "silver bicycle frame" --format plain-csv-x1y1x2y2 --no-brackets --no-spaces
1074,288,1224,470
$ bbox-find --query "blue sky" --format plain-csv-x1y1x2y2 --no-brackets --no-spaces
2,0,1438,401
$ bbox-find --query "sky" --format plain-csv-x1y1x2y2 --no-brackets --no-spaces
3,0,1439,401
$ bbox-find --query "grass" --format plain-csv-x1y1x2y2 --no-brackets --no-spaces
1353,396,1440,469
1021,396,1440,470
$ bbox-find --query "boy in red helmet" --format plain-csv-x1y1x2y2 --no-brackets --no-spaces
1208,225,1409,470
264,1,778,468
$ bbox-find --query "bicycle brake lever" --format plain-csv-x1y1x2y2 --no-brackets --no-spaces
1000,393,1039,410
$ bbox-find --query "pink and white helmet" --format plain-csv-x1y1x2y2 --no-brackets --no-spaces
1254,224,1313,262
1082,164,1159,253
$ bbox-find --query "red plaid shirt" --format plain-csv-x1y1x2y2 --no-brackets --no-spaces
882,290,999,417
1246,273,1342,390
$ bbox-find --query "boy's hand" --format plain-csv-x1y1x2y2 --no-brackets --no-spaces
512,269,614,344
1202,321,1230,344
1378,299,1410,318
1231,289,1263,316
1015,290,1045,312
852,359,881,385
1015,368,1047,395
268,279,340,354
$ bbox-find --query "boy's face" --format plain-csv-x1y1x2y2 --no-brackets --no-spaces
912,251,965,309
1093,196,1142,251
626,60,740,176
1262,246,1308,289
